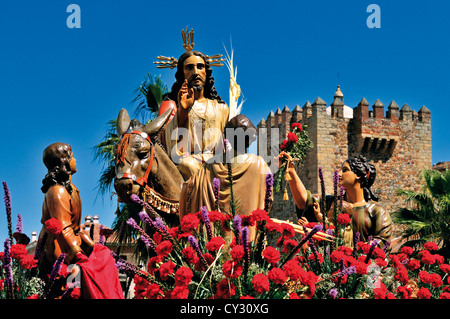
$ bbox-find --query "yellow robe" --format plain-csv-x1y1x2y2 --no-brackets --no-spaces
179,153,272,240
164,99,229,180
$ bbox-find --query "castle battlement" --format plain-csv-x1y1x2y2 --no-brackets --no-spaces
258,86,432,223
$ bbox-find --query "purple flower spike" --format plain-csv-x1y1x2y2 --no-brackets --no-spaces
200,206,213,241
15,214,23,234
188,235,209,269
126,218,157,253
3,182,14,241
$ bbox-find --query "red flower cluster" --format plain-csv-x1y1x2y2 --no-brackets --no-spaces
262,246,280,265
252,273,270,294
44,218,63,235
419,270,443,288
268,267,287,285
10,244,28,260
19,254,38,270
180,214,200,233
156,240,173,257
291,123,303,132
206,237,226,252
215,279,236,299
222,260,243,279
337,213,351,226
287,132,298,143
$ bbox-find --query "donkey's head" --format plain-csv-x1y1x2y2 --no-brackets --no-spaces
113,108,173,203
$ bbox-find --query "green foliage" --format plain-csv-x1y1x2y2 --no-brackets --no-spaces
132,73,169,124
393,169,450,255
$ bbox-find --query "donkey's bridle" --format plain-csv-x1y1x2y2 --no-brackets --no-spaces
116,129,180,214
116,129,154,188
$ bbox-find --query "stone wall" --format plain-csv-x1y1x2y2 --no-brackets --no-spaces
257,88,432,226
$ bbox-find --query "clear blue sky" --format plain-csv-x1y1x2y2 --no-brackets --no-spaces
1,0,449,239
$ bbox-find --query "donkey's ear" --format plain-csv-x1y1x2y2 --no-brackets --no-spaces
143,108,172,136
117,108,131,136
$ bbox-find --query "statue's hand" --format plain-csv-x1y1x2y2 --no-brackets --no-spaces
178,80,195,110
313,202,323,223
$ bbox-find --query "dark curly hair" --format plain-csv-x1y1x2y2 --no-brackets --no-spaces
163,50,225,104
345,155,378,202
41,143,74,194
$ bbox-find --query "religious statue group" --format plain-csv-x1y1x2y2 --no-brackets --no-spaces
36,28,392,298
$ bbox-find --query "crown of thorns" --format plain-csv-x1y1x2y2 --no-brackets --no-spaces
154,27,225,70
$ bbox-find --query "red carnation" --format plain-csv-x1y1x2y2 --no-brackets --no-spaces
222,260,243,279
252,273,270,295
70,287,81,299
147,255,163,275
45,218,63,235
440,264,450,273
406,259,421,271
419,250,436,265
330,251,345,264
280,139,289,151
156,240,173,257
280,223,295,238
417,287,431,299
284,259,306,281
20,254,38,270
262,246,280,265
208,210,223,223
146,283,163,299
180,214,200,233
287,132,298,143
268,267,287,285
174,266,193,287
291,123,303,132
215,279,236,299
206,237,226,252
355,261,369,275
373,282,387,299
424,241,439,251
397,286,412,299
230,245,245,261
240,215,255,227
182,246,199,265
171,286,189,299
159,260,176,281
10,244,28,260
337,213,351,226
400,246,414,256
251,209,270,224
282,239,299,254
265,220,281,233
439,292,450,299
394,266,409,284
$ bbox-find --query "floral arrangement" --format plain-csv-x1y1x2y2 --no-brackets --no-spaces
275,122,314,194
0,182,80,299
115,158,450,300
1,158,449,299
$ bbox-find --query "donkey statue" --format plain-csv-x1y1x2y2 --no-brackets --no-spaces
114,108,184,224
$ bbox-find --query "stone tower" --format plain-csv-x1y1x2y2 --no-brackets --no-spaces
257,86,432,222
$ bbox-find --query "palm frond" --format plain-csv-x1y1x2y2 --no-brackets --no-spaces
132,73,169,123
223,43,245,121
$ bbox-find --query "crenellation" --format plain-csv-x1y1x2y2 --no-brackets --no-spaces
372,99,385,119
258,85,432,223
400,104,413,121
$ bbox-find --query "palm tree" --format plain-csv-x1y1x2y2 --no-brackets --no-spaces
92,73,169,263
393,168,450,257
